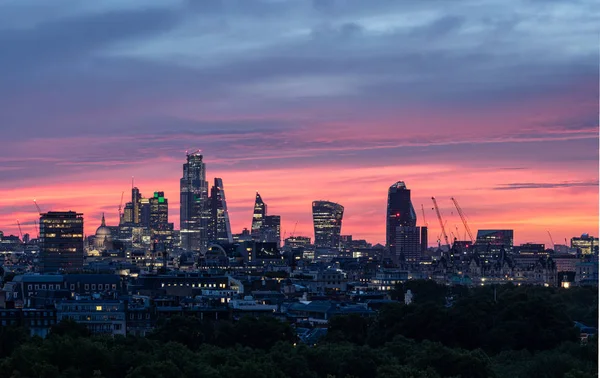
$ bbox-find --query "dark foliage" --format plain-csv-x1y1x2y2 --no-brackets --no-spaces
0,283,595,378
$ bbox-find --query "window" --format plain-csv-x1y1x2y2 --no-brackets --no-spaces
42,285,46,289
35,285,39,290
28,285,32,290
95,306,102,311
70,284,75,290
130,314,134,319
92,284,96,290
112,284,116,290
84,284,89,290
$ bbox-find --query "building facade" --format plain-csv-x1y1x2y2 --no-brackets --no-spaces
180,151,210,252
251,192,266,239
312,201,344,249
571,234,598,255
39,211,84,273
386,182,417,263
209,178,233,244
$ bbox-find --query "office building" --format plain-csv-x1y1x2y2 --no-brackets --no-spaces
474,229,514,262
149,191,174,251
263,215,281,244
39,211,84,272
250,193,281,245
251,192,266,239
180,151,209,252
475,230,514,251
149,192,168,230
209,178,233,244
571,234,598,255
312,201,344,249
396,226,421,262
386,182,418,263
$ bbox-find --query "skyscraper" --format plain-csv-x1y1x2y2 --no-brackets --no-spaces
149,191,173,252
251,192,266,239
250,193,281,245
263,215,281,245
209,178,233,244
149,191,168,230
39,211,84,272
386,181,417,262
312,201,344,249
180,151,209,252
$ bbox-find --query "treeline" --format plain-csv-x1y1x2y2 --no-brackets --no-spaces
0,282,595,378
329,282,598,353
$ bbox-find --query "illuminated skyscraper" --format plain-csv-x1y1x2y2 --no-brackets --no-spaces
209,178,233,244
312,201,344,249
386,181,417,262
251,192,266,239
39,211,84,272
149,191,168,230
180,151,209,252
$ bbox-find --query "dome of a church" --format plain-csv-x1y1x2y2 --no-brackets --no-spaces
94,214,113,250
95,214,112,238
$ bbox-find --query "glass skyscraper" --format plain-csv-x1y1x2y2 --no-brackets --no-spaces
251,192,266,239
312,201,344,249
387,181,418,263
250,193,281,245
209,178,233,244
180,151,209,252
39,211,84,272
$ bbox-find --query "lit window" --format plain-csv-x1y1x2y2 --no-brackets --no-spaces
96,306,103,311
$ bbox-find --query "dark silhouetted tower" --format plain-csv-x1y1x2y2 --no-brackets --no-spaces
387,182,418,263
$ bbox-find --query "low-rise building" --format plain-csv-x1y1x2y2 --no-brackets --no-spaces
56,299,126,336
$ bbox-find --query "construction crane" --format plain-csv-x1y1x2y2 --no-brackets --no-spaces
450,197,475,244
547,231,555,248
421,204,428,226
32,199,42,238
118,191,125,220
291,221,298,237
16,220,24,241
33,199,42,214
431,197,451,249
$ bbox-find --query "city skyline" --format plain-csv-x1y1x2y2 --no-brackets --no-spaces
0,1,598,245
2,161,597,247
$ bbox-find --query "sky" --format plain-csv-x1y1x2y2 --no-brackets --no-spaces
0,0,598,246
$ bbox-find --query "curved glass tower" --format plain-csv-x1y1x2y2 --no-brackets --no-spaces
387,181,417,262
312,201,344,249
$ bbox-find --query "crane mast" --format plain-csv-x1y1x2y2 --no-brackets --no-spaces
118,191,124,221
16,220,23,241
431,197,451,249
547,231,555,248
450,197,475,244
33,199,42,214
420,204,428,226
